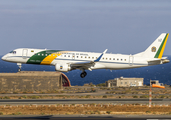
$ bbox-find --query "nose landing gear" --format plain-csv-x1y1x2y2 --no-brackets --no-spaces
17,63,22,72
80,71,87,78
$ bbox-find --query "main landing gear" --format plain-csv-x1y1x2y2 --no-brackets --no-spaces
80,71,87,78
17,63,22,72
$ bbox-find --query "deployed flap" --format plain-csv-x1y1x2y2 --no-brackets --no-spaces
70,61,94,67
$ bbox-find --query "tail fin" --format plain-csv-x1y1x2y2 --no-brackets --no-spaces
135,33,169,59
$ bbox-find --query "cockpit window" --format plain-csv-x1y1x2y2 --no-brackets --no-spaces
10,51,16,54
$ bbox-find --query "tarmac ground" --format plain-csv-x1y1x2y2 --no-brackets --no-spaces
0,98,170,105
0,115,171,120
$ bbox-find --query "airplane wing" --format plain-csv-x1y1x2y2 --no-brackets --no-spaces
69,49,108,70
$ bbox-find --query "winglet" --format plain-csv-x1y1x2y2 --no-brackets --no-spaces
94,49,108,62
103,49,108,54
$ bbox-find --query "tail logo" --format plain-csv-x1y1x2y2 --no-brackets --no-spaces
151,46,156,52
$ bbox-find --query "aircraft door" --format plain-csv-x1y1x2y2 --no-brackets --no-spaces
22,49,28,59
129,55,134,66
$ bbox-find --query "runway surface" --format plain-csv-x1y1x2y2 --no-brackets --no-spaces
0,115,171,120
0,98,170,105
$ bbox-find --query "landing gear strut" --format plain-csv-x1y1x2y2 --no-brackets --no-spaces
80,71,87,78
17,63,22,72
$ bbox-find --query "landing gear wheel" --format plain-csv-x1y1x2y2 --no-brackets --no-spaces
84,72,87,76
17,63,22,72
80,71,87,78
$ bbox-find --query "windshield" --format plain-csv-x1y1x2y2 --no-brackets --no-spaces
9,51,16,54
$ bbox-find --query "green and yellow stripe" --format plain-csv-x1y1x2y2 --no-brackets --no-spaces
27,50,68,65
154,33,169,59
40,53,62,65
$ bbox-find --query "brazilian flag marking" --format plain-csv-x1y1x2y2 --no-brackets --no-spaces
27,50,62,65
154,33,169,59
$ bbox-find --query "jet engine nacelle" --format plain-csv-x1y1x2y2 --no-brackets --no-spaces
55,63,71,72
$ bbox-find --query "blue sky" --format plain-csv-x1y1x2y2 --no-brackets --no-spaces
0,0,171,55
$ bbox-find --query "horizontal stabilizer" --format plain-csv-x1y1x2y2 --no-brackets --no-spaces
147,57,170,64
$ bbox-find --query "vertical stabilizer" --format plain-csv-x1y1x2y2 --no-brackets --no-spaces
135,33,169,59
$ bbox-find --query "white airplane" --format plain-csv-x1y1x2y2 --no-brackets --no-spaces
1,33,170,78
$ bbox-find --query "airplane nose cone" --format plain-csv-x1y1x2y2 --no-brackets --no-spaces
1,56,6,61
